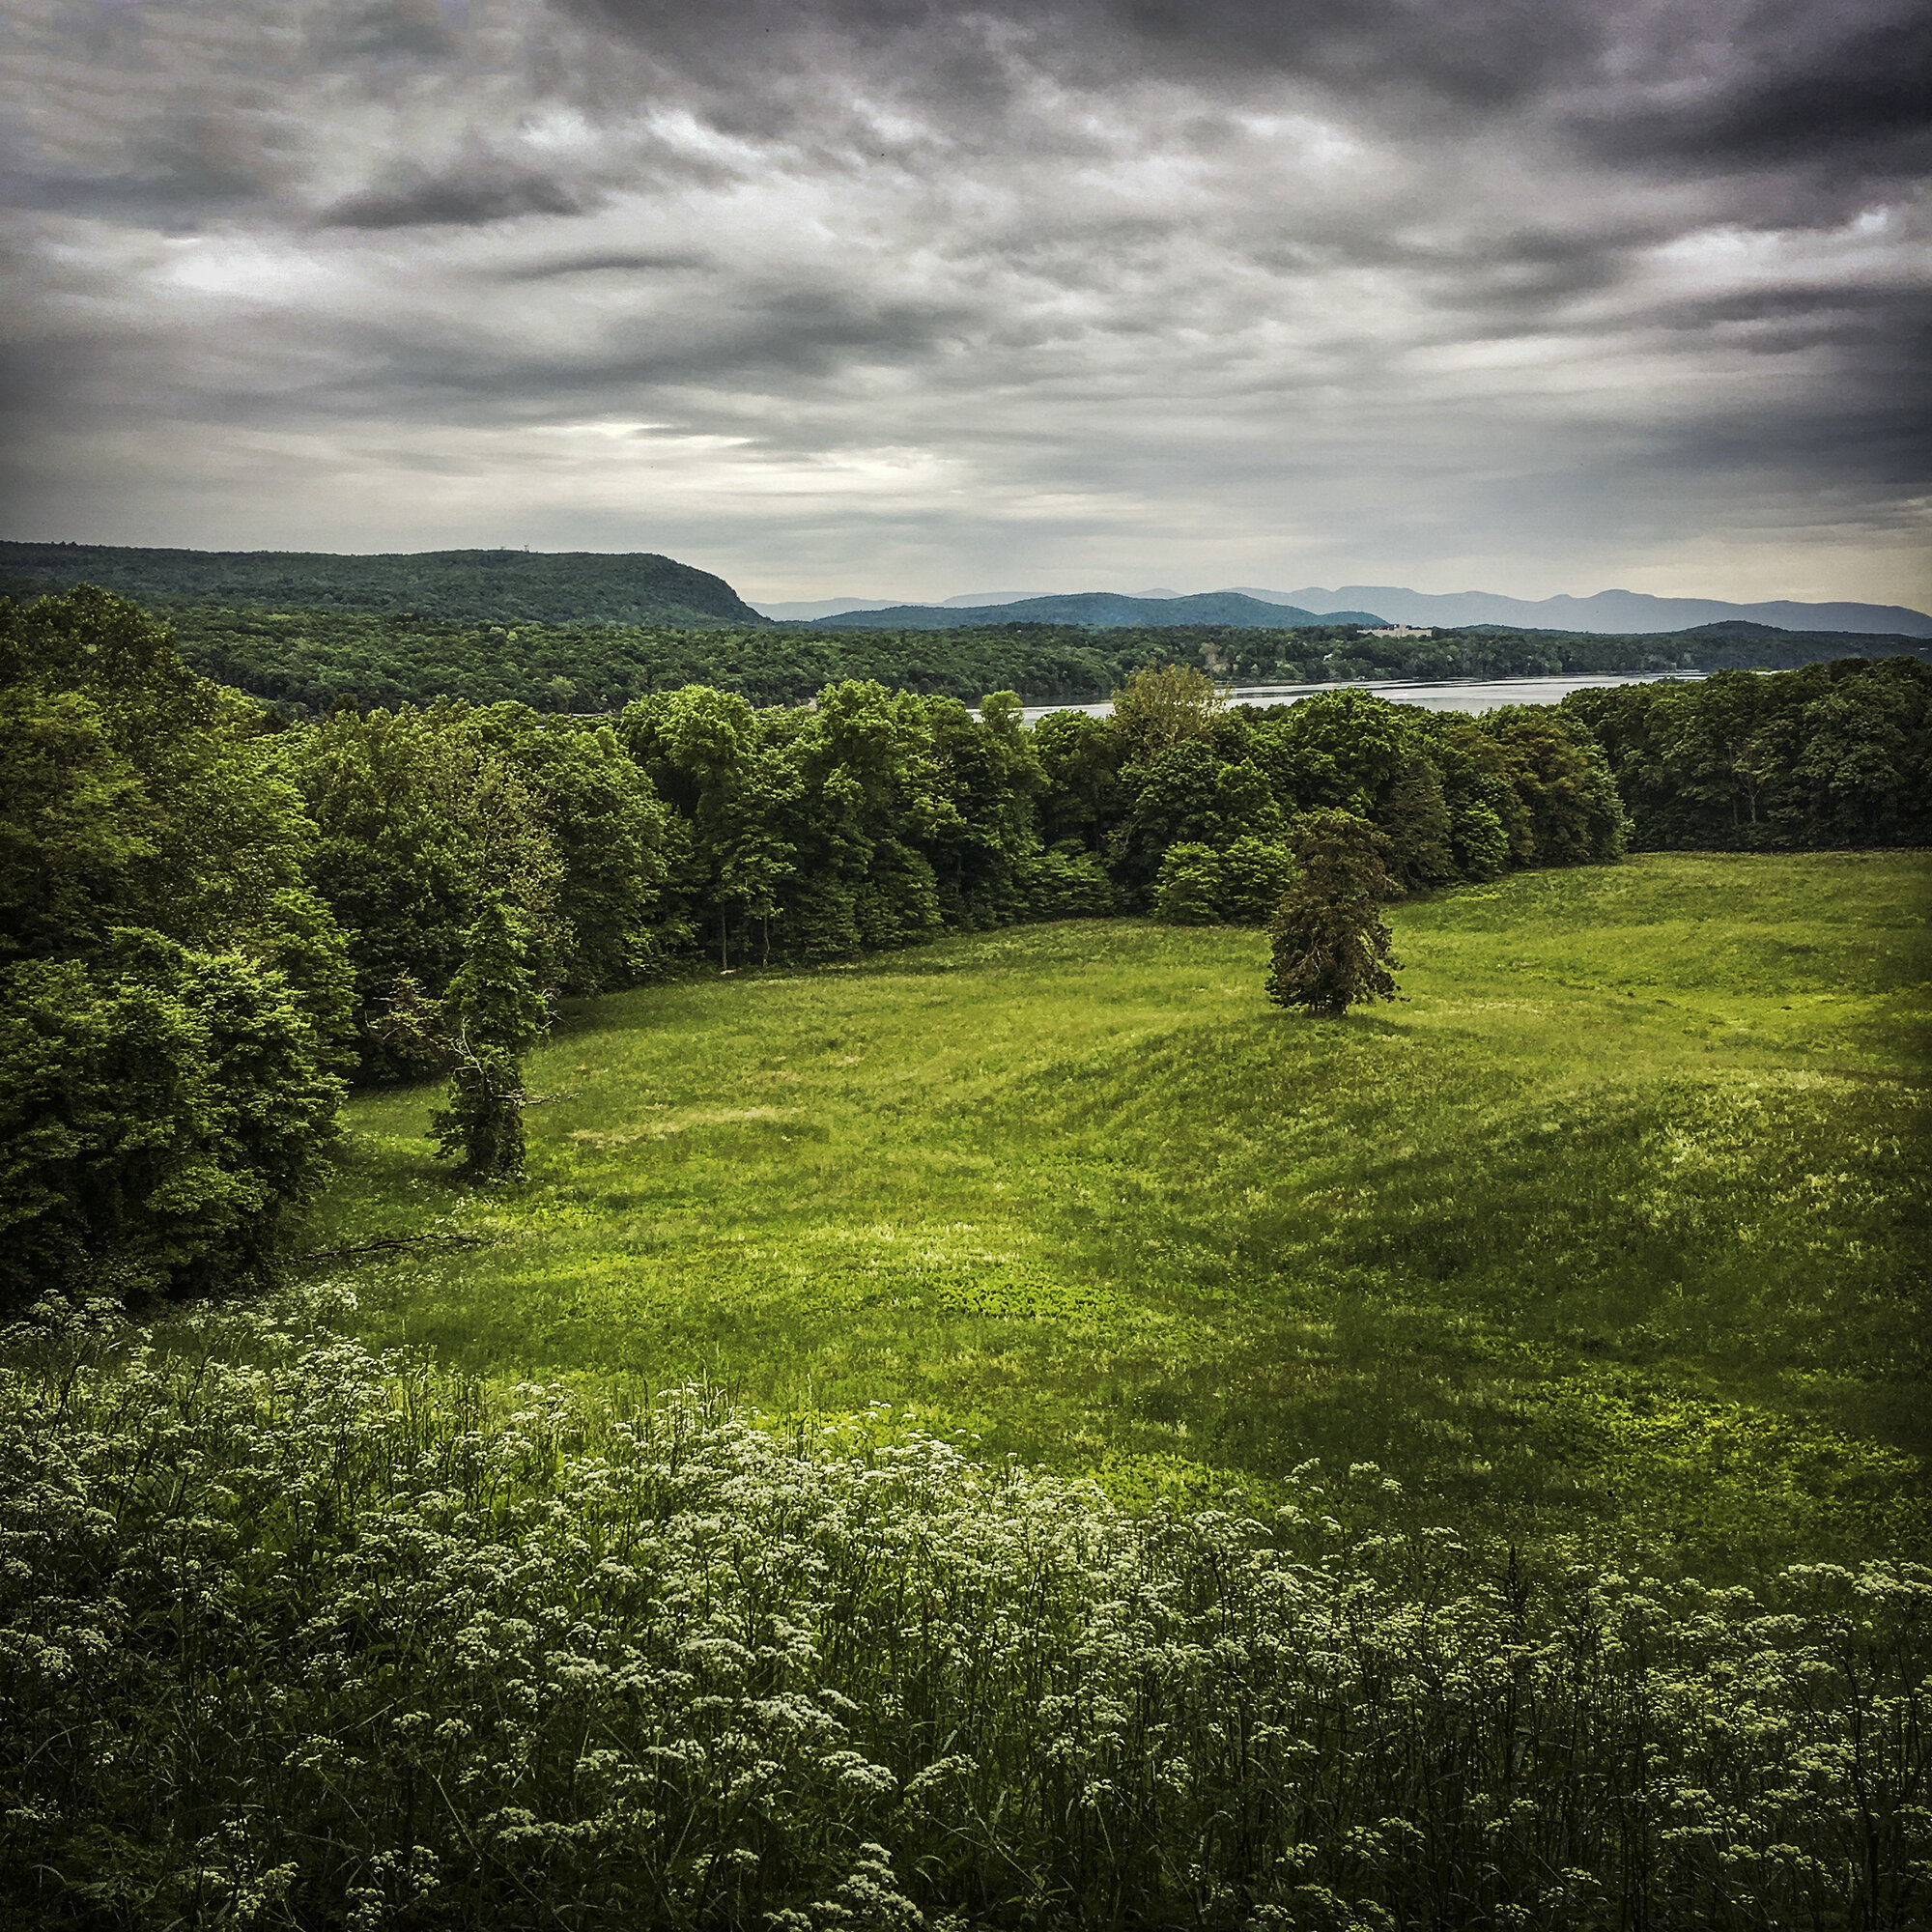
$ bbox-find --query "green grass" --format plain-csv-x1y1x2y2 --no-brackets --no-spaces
305,852,1932,1575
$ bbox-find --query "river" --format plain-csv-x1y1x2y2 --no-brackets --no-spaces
1014,669,1706,724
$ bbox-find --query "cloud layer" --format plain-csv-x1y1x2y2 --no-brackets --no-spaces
3,0,1927,604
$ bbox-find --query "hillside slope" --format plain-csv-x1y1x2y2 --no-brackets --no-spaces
1634,619,1932,668
805,590,1388,630
314,858,1929,1571
0,542,768,628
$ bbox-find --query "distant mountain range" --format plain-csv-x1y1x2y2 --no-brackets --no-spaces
757,583,1932,638
8,541,1923,640
794,591,1388,631
756,590,1227,620
1230,584,1932,638
0,542,766,629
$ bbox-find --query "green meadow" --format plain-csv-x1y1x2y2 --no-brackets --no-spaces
308,851,1931,1576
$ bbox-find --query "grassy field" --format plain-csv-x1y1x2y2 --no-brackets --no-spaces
305,852,1931,1576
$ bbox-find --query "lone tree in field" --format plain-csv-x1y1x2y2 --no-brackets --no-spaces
1265,810,1402,1017
383,895,550,1179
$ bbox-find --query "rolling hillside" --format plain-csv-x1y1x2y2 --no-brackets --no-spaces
0,542,768,628
803,590,1389,630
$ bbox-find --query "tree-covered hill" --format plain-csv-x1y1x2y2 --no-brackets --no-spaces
129,603,1932,717
0,542,768,628
160,609,1209,714
1167,617,1930,686
1643,618,1932,668
802,589,1390,629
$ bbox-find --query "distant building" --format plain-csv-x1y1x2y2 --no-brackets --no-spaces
1364,625,1433,639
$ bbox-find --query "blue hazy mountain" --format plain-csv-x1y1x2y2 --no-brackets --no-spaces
1231,584,1932,638
760,582,1932,636
800,591,1386,630
748,596,907,621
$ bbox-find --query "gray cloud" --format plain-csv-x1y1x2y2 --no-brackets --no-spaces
0,0,1925,607
310,0,467,63
1569,8,1932,172
499,247,711,279
324,160,594,228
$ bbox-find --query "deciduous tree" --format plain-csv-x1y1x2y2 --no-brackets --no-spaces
382,896,550,1180
1264,810,1401,1018
0,589,349,1306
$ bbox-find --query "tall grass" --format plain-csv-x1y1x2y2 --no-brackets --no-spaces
4,1293,1926,1930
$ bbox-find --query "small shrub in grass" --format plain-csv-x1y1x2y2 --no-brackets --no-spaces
1151,841,1225,923
1020,844,1117,920
2,1293,1927,1930
1151,838,1295,926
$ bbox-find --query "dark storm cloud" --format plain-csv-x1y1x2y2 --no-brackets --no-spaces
1119,0,1597,108
565,0,1930,169
0,0,1925,604
2,113,287,227
338,284,980,407
569,0,1594,108
500,248,711,280
1570,8,1932,171
325,160,593,228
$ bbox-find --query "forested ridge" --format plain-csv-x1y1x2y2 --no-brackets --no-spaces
71,596,1932,718
0,542,767,629
3,585,1928,1929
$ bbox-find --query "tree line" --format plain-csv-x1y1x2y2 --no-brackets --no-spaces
158,607,1376,714
4,586,1925,1311
53,600,1920,721
1563,658,1932,848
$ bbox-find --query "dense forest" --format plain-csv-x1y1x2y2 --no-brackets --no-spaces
1564,659,1932,848
168,605,1216,713
79,598,1932,719
0,584,1624,1304
0,542,766,628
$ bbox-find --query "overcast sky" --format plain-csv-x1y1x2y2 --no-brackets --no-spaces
2,0,1927,605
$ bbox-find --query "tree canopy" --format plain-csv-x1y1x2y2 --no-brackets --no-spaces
1564,658,1932,849
0,589,349,1304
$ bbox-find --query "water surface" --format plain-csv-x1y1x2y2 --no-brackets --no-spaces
1015,669,1706,724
